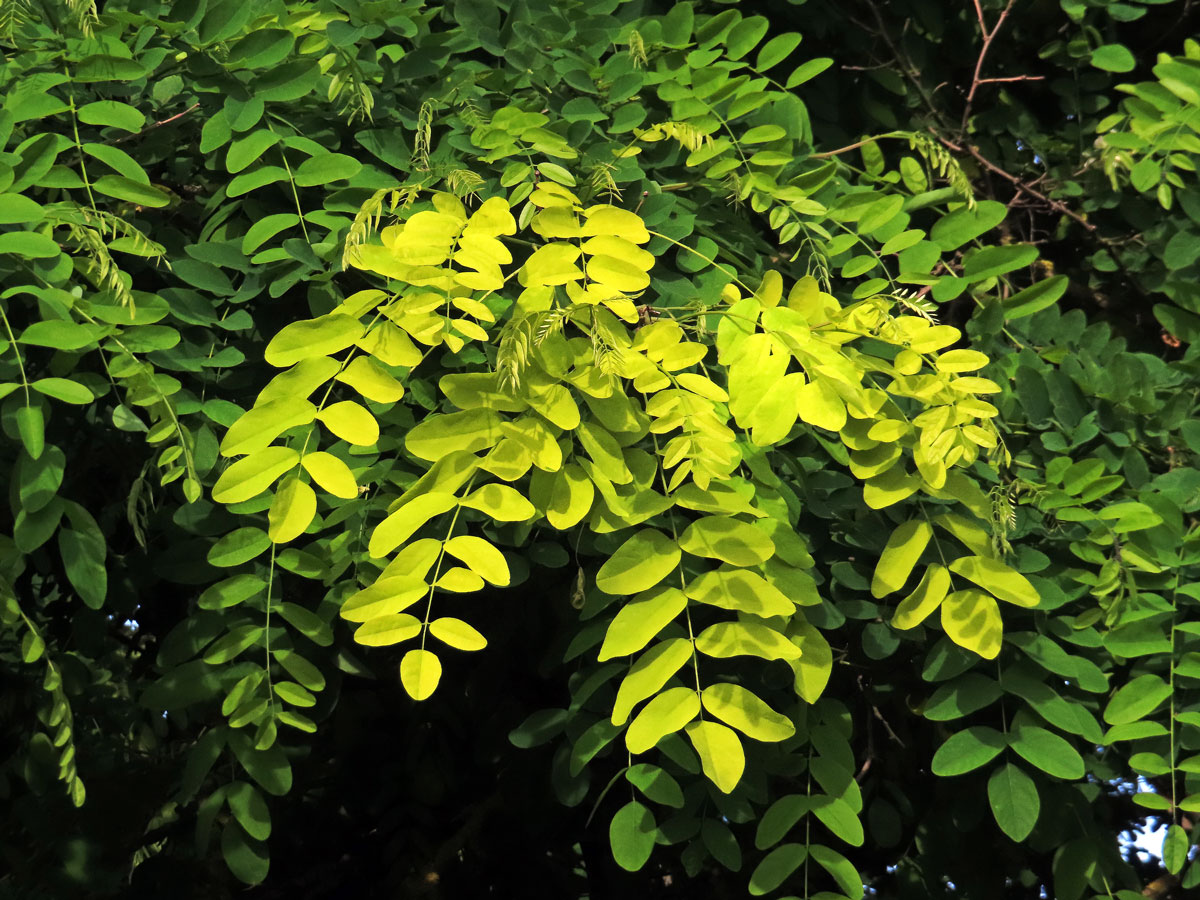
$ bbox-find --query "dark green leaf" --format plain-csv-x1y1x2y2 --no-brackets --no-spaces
988,763,1040,841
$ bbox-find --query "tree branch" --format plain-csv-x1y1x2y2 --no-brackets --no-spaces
972,0,987,31
961,0,1018,132
937,135,1097,231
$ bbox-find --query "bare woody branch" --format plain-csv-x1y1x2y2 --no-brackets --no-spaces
937,135,1097,231
961,0,1018,132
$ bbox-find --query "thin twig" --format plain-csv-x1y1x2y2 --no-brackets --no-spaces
972,0,987,30
961,0,1017,132
874,706,906,747
108,102,200,145
938,135,1097,231
811,139,877,159
977,75,1045,85
842,62,894,72
861,0,950,127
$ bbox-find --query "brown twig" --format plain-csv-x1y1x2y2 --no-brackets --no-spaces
937,135,1097,231
108,102,200,145
811,139,878,159
842,62,895,72
977,75,1045,85
874,706,906,747
961,0,1018,132
972,0,987,30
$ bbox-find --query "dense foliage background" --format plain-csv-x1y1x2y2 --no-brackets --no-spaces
4,0,1200,898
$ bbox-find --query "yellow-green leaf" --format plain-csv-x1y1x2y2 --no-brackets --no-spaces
949,556,1039,607
340,576,427,622
317,401,378,446
368,492,457,558
406,409,504,461
435,566,485,592
679,516,775,567
501,415,563,471
443,535,510,586
936,349,990,373
908,324,960,353
382,538,443,581
871,520,932,598
400,648,442,700
464,196,516,237
220,399,316,457
256,356,340,405
576,421,633,484
626,687,700,754
596,528,681,596
892,563,950,629
547,463,594,529
524,382,580,430
685,720,744,793
789,621,832,703
354,613,422,647
795,379,846,431
264,314,364,367
582,234,654,269
863,465,920,509
520,242,582,286
695,622,802,661
587,254,651,292
611,638,694,726
701,683,795,742
213,447,299,504
582,205,651,243
429,616,488,651
267,478,316,543
460,483,536,521
357,321,423,367
598,586,688,661
335,356,405,403
941,589,1002,659
301,451,358,499
684,568,793,617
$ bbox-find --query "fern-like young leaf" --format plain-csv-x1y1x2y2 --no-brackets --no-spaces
890,288,939,324
413,100,435,172
989,482,1018,558
587,308,625,377
584,162,622,203
900,131,977,210
628,29,647,69
659,121,708,153
0,0,31,42
341,187,395,269
496,308,567,393
49,223,132,308
64,0,97,35
445,168,484,200
328,57,375,124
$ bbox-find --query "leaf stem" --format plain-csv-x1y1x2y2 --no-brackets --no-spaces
419,472,477,651
0,303,31,404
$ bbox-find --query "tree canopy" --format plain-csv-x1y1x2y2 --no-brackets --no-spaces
3,1,1200,898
